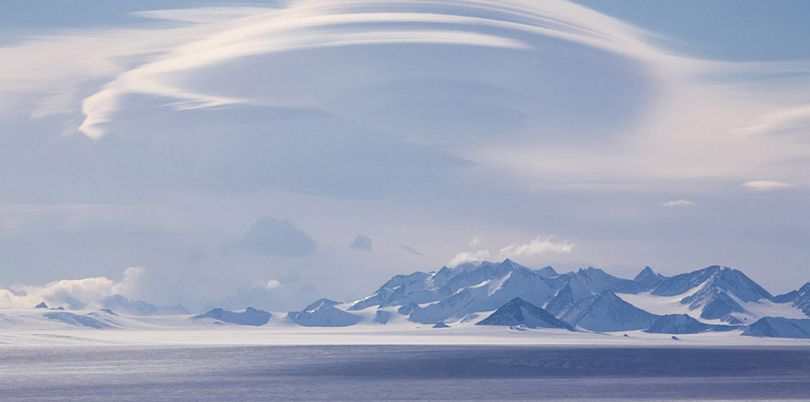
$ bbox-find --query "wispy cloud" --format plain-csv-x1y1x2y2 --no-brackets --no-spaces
499,235,574,258
662,200,696,208
741,180,796,191
76,3,544,139
401,245,424,256
1,0,807,189
446,234,574,267
447,249,491,267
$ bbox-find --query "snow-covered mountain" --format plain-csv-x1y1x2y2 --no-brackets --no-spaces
557,290,658,332
742,317,810,339
645,314,736,334
633,266,667,290
288,299,361,327
43,311,118,329
619,265,801,326
342,259,808,337
352,259,569,324
102,295,189,316
193,307,271,326
654,266,771,322
476,297,573,330
773,283,810,316
545,267,641,315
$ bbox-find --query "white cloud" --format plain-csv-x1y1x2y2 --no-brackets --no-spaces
661,200,696,208
447,249,491,267
264,279,282,290
0,267,145,310
111,267,145,297
741,180,796,191
1,0,807,187
75,3,541,139
447,234,573,267
736,104,810,135
468,236,481,247
0,0,681,141
499,235,574,258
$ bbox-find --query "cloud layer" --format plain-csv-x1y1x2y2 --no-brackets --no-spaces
0,267,143,310
0,0,808,305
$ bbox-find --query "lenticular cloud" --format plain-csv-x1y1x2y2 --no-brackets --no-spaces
76,0,659,139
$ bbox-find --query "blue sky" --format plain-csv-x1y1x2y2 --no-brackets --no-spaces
0,0,808,311
576,0,810,61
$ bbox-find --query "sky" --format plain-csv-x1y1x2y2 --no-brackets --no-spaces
0,0,808,312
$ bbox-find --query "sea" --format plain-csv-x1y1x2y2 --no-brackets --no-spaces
1,345,809,401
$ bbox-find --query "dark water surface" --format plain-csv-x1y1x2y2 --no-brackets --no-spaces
1,345,809,401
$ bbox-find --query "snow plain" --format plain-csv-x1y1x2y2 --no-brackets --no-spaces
2,308,809,348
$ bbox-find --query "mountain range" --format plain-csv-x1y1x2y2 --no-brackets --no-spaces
21,259,810,339
264,259,808,338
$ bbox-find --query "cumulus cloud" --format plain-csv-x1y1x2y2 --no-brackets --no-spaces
236,217,315,258
349,235,372,251
468,236,481,247
662,200,696,208
447,250,491,267
264,279,282,290
0,267,144,310
741,180,796,191
498,235,574,258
